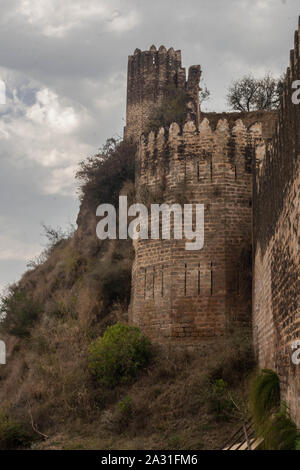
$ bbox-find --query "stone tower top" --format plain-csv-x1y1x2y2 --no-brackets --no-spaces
124,45,201,141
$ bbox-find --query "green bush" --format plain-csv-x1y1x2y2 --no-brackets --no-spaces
263,406,298,450
0,285,41,337
209,379,235,421
249,369,300,450
0,411,33,450
295,438,300,450
249,369,280,427
118,396,133,427
88,323,151,388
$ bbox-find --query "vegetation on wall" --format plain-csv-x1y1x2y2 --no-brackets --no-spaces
145,85,189,134
249,369,299,450
0,285,41,338
249,369,280,427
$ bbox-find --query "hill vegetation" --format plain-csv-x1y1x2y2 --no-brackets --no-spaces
0,136,259,450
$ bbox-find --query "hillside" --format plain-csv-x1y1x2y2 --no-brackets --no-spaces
0,138,255,450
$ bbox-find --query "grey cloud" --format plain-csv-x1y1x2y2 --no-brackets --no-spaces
0,0,299,288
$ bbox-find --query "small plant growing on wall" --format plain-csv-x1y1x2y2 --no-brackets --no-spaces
249,369,300,450
145,85,189,134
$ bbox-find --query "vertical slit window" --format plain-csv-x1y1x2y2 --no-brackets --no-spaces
152,267,155,298
210,161,213,181
210,261,213,296
198,263,201,295
184,263,187,296
197,162,200,181
144,268,147,299
161,265,164,297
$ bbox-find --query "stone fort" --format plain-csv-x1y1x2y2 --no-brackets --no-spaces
125,21,300,425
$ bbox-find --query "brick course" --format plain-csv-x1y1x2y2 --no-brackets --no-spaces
125,27,299,425
253,19,300,426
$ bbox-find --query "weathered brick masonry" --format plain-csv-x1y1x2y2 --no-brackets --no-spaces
125,47,275,343
125,45,200,140
130,118,260,341
253,20,300,426
125,22,299,422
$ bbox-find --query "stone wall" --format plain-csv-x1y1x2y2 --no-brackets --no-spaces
125,23,299,424
253,19,300,426
125,46,201,141
129,117,261,343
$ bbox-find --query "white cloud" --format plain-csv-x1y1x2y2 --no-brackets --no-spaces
94,72,126,110
0,233,41,262
0,75,93,195
43,165,78,196
18,0,109,37
16,0,139,37
0,0,298,291
106,10,140,33
26,88,79,133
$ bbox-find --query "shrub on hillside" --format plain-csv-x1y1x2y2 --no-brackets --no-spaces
88,323,151,388
209,379,235,422
0,285,41,337
76,138,136,208
0,411,34,450
209,327,255,386
98,260,132,311
27,224,74,270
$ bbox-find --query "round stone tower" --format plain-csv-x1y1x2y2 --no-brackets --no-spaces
124,45,201,141
126,47,258,344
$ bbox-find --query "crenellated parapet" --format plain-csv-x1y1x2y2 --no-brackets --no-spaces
130,116,261,342
125,19,300,424
137,117,261,190
125,46,201,141
254,17,300,240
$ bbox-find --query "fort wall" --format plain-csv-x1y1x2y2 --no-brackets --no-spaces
253,19,300,426
130,118,260,342
125,45,201,140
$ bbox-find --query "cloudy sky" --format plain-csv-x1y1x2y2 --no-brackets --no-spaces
0,0,299,291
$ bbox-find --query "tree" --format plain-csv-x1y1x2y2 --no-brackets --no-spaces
76,138,136,207
227,73,284,112
199,79,210,105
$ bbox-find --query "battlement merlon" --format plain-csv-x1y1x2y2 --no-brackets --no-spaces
125,45,201,141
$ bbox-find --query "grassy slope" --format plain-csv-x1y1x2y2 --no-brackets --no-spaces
0,181,255,450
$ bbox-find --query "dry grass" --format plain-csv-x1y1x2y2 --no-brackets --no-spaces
0,326,254,450
0,191,254,450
